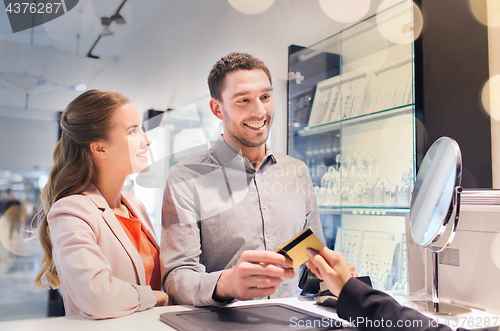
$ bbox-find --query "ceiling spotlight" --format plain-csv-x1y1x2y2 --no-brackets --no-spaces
101,16,112,26
101,24,113,36
100,16,114,36
87,0,128,58
110,13,126,24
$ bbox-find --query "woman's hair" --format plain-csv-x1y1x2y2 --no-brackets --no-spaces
34,90,129,289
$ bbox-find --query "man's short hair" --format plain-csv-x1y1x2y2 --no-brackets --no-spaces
208,52,272,101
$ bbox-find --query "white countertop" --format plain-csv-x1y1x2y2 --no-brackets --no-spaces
1,296,499,331
0,297,341,331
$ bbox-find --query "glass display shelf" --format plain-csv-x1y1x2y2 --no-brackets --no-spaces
288,0,415,293
319,207,411,217
298,104,412,136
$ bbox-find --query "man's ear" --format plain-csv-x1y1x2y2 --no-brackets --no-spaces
89,141,107,160
210,98,224,120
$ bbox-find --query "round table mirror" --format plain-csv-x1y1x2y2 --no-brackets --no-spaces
410,137,461,250
409,137,471,315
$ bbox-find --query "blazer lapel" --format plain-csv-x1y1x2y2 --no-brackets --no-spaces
83,184,147,286
121,193,160,252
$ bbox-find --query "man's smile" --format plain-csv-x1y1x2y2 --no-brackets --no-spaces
244,119,267,130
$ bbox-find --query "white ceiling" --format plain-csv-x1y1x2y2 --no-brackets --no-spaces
0,0,386,178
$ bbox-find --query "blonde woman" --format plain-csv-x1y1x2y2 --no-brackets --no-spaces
35,90,168,319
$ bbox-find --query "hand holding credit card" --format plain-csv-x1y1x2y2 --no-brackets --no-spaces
275,227,324,269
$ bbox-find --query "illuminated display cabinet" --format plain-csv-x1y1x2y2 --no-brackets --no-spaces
288,0,415,292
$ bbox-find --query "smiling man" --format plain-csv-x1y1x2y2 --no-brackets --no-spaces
161,52,324,306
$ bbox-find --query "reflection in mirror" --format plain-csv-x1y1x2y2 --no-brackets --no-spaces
410,137,460,248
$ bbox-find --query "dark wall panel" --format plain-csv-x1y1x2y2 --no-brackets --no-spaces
415,0,491,188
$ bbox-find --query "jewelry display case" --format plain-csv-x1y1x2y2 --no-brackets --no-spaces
288,0,415,292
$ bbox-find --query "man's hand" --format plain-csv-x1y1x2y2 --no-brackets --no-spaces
213,250,295,302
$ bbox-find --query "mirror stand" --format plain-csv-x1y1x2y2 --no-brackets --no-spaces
411,185,471,315
411,251,471,315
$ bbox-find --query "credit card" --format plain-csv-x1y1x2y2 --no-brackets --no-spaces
275,227,324,269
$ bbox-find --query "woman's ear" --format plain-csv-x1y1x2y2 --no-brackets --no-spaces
89,141,107,160
210,98,224,120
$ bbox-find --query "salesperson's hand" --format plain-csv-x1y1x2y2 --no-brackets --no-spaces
306,247,352,297
213,250,295,302
347,262,358,278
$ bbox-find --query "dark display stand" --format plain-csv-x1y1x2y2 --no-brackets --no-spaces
414,0,491,188
288,45,341,189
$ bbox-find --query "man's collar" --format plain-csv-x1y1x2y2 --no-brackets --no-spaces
211,136,240,166
264,145,277,164
211,135,276,166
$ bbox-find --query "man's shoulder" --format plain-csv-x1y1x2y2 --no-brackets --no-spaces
268,150,311,178
271,150,307,167
168,148,219,182
174,148,212,167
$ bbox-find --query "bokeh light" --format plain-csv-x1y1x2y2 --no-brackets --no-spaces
481,74,500,120
376,0,423,44
75,84,87,91
468,0,500,27
341,21,388,74
318,0,370,23
225,2,283,46
228,0,275,15
37,174,48,189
